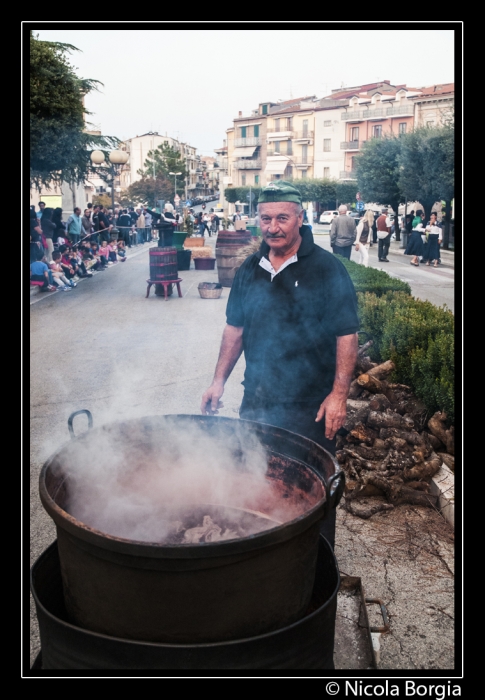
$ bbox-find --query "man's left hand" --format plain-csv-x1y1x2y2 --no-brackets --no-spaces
315,392,348,440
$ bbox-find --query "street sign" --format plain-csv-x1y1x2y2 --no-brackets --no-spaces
246,192,255,201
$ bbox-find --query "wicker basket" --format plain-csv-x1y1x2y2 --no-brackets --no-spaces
198,282,223,299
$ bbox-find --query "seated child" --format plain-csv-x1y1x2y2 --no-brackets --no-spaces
90,241,108,269
108,240,118,263
30,250,57,291
117,239,127,261
59,245,78,280
70,246,93,278
49,251,76,289
98,240,111,265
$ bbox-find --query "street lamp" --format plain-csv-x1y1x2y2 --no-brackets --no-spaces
169,171,182,205
90,149,129,211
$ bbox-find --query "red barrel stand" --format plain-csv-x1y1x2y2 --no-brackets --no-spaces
146,278,183,300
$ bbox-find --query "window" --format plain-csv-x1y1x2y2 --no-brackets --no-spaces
323,167,330,178
286,142,293,155
301,170,307,179
350,127,359,142
255,175,259,184
254,124,259,138
323,139,331,152
301,144,308,162
240,126,246,138
302,119,308,136
372,125,382,138
262,104,268,115
241,174,246,185
287,117,293,130
285,166,293,178
324,120,331,127
398,123,407,134
426,120,434,127
274,118,280,131
274,141,280,153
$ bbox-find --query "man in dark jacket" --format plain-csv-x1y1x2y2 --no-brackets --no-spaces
117,209,133,247
329,205,356,259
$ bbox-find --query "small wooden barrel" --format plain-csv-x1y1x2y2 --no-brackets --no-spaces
149,247,178,282
215,247,248,287
216,230,252,248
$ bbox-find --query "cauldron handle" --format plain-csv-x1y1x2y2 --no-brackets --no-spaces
68,410,93,439
326,470,345,512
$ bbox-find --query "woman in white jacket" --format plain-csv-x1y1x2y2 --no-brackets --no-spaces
355,210,374,267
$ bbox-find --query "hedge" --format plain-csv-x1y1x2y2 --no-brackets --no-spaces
341,260,454,424
339,258,412,296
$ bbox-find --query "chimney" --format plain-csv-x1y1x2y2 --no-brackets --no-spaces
238,111,242,116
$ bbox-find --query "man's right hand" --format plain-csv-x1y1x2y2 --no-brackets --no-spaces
201,381,225,415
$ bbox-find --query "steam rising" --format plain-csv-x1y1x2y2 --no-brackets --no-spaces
52,418,314,544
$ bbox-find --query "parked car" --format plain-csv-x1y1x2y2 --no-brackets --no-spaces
319,210,339,224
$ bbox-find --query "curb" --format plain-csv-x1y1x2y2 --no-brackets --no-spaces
430,464,455,528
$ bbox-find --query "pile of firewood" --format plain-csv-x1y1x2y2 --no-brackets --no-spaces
337,340,455,519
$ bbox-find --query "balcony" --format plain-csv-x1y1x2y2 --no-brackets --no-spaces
341,105,413,121
339,170,357,180
234,159,262,169
340,140,365,150
234,137,262,147
293,130,314,142
385,104,414,117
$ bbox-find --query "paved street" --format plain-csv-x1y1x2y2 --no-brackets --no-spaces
312,223,454,313
29,235,454,671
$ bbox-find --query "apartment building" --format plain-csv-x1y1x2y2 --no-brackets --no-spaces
408,83,454,127
313,99,348,180
265,98,317,182
229,106,267,188
119,132,198,198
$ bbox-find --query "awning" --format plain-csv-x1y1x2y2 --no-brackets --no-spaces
232,146,258,157
265,158,290,174
267,131,293,141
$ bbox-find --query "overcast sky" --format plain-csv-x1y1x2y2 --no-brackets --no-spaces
34,26,456,157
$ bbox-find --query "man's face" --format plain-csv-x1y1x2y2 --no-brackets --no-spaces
74,208,81,216
39,203,45,211
259,202,303,254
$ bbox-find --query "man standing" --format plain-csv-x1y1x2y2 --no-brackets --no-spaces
66,207,86,246
329,205,356,259
36,201,46,220
117,209,133,248
201,180,359,551
97,206,111,242
376,208,392,262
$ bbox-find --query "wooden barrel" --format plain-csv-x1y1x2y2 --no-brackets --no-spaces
216,230,252,248
215,247,248,287
149,247,178,282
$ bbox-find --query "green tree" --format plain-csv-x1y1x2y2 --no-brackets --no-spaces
122,176,173,209
30,31,118,190
355,136,404,239
138,143,189,198
335,181,360,209
398,125,454,246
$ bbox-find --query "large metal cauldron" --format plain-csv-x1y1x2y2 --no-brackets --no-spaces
39,413,344,645
31,536,339,670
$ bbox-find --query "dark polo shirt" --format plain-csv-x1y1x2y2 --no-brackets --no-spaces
226,225,359,402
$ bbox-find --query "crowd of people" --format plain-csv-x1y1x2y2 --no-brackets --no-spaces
29,200,178,293
328,205,442,268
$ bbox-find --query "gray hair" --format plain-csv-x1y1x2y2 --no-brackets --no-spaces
338,205,348,213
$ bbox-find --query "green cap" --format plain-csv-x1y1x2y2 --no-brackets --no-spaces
257,180,302,205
